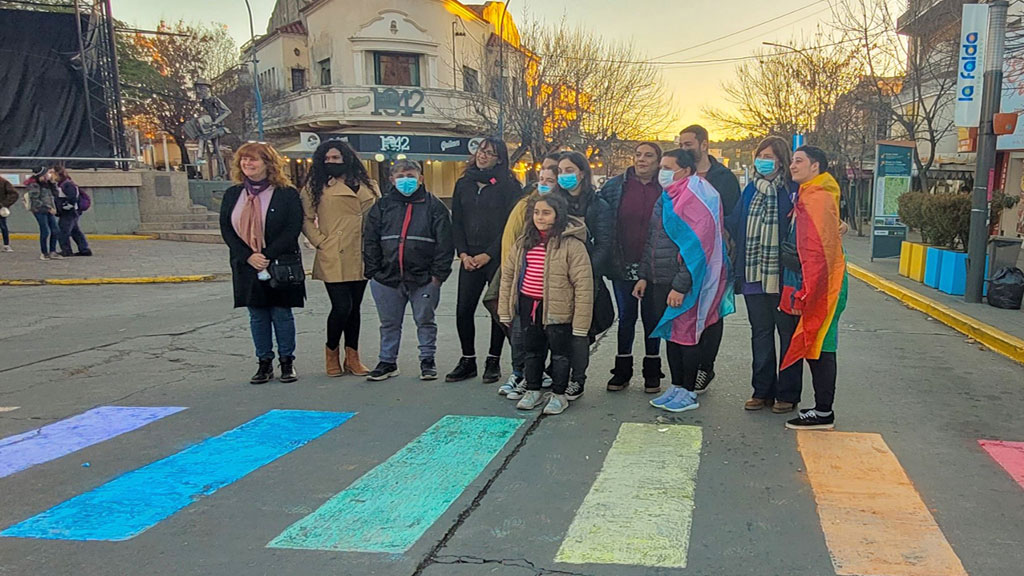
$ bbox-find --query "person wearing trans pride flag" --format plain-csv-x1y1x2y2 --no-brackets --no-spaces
633,148,735,414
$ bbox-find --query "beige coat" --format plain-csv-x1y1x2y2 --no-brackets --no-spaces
300,178,379,283
499,217,594,336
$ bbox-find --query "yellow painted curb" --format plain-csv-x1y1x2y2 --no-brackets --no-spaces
9,233,155,241
0,274,218,286
848,263,1024,365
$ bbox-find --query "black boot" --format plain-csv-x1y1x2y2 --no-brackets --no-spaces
606,355,633,391
642,356,664,394
279,356,298,383
445,357,478,382
482,356,502,384
250,358,274,385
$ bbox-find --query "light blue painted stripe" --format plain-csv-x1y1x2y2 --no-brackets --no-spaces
1,409,354,541
268,414,523,553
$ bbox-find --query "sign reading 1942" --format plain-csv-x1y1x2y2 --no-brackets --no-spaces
371,88,426,117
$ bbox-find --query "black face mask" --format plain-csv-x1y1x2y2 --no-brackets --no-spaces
324,163,346,178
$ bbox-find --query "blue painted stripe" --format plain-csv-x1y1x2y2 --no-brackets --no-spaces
268,414,523,553
1,410,355,541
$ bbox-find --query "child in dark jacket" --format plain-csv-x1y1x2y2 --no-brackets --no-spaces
363,159,454,381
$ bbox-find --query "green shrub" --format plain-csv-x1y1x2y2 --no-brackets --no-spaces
921,193,971,249
898,191,928,240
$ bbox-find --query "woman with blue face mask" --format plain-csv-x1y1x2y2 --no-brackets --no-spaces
724,136,801,414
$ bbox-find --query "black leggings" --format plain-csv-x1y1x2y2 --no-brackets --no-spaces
665,320,724,391
324,280,367,350
456,260,505,358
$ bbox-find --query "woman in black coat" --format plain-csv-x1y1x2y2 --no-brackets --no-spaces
219,142,306,385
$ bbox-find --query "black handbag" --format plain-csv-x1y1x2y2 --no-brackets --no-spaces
780,219,801,273
268,253,304,288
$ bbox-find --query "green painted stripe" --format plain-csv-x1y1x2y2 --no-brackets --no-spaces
267,415,524,553
555,423,702,568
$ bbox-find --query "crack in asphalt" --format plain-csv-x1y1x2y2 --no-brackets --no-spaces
411,331,612,576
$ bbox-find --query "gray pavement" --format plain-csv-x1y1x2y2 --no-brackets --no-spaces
1,272,1023,576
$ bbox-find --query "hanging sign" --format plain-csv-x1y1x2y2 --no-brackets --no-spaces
955,3,989,127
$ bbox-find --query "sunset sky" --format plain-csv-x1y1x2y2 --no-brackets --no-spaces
111,0,845,140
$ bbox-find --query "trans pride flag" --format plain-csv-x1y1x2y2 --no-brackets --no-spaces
651,176,735,346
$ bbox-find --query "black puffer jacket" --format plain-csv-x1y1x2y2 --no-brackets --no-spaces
451,171,522,260
638,195,692,294
705,156,741,217
565,188,614,277
363,186,454,288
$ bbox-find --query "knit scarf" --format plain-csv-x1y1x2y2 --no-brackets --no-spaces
464,165,504,186
238,177,271,252
745,174,782,294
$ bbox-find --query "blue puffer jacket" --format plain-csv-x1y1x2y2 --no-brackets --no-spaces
726,177,797,292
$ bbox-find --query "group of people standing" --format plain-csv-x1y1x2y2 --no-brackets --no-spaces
219,124,847,430
16,167,92,260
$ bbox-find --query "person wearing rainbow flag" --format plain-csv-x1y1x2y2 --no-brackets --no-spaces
779,146,849,431
634,148,735,413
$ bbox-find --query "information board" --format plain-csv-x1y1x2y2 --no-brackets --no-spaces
871,141,914,259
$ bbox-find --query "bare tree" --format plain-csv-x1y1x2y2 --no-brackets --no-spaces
832,0,960,192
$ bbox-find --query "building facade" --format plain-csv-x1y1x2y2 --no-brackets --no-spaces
245,0,518,196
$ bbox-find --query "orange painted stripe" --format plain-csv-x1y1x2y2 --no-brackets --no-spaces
798,432,968,576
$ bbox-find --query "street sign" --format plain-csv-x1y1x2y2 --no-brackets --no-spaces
955,4,989,127
792,133,805,151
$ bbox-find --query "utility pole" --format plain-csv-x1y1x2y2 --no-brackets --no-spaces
497,0,511,139
243,0,264,141
966,0,1008,303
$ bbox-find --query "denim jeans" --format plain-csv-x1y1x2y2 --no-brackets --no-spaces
33,212,59,255
58,212,89,254
0,216,9,246
745,292,803,403
612,279,661,357
247,306,296,360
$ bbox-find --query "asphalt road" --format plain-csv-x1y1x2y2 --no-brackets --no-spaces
1,277,1022,576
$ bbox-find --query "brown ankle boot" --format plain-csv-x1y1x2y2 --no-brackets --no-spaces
344,347,370,376
325,346,343,377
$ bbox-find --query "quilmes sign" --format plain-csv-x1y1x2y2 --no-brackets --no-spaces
955,4,989,127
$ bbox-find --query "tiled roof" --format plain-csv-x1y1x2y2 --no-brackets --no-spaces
277,20,307,35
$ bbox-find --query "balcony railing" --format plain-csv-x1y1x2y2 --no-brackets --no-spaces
262,85,495,133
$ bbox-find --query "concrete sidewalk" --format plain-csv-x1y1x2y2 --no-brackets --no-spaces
844,233,1024,363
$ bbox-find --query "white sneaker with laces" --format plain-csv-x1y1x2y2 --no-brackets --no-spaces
516,390,546,410
2,245,12,252
498,374,522,396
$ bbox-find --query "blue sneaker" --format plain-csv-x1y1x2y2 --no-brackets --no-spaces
650,386,683,408
662,389,700,413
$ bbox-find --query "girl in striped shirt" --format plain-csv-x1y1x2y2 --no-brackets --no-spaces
498,193,594,415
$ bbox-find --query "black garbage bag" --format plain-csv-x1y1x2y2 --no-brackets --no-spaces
987,267,1024,310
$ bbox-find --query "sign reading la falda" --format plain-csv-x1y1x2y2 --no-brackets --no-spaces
955,3,989,127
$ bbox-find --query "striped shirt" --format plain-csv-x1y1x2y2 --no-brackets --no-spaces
520,242,546,299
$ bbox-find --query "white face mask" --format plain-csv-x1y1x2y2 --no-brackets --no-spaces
658,168,679,188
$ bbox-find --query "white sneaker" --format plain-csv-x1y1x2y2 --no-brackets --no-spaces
541,374,553,388
516,390,546,410
543,394,569,415
49,252,63,260
39,254,50,261
1,245,12,252
506,377,528,400
498,374,522,396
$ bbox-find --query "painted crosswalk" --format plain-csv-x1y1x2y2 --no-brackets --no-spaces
0,407,18,413
2,410,353,541
0,406,185,479
2,405,1020,573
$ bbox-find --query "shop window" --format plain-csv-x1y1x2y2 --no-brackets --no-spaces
463,66,480,93
319,58,331,86
291,68,306,92
374,52,420,86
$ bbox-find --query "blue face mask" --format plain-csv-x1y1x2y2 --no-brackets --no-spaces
537,183,553,195
657,169,678,189
395,177,419,196
754,158,776,176
557,173,579,190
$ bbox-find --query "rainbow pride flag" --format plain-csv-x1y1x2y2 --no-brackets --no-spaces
781,172,848,369
651,176,735,346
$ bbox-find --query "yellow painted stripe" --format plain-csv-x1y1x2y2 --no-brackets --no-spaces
849,263,1024,365
555,423,701,568
9,234,155,241
798,431,967,576
0,275,218,286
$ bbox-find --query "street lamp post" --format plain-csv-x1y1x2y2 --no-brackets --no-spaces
243,0,264,141
497,0,511,139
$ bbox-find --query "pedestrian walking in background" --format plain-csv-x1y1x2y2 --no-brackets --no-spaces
556,151,615,398
780,146,848,431
362,159,453,381
638,149,734,414
24,167,61,261
53,166,91,257
726,136,802,414
0,175,18,252
219,142,306,385
499,193,593,415
598,142,665,393
489,154,562,398
300,139,380,378
448,137,522,383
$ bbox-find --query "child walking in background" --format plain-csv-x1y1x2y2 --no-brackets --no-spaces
499,193,593,415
